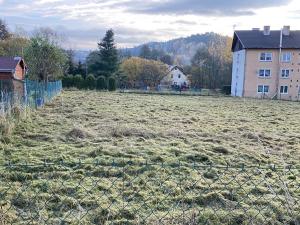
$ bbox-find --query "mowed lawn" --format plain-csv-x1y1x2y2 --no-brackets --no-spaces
1,91,300,224
3,90,300,166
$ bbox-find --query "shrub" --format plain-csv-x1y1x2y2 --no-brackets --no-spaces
62,76,68,88
96,76,107,90
73,74,84,89
108,77,116,91
85,74,96,90
62,75,74,88
222,85,231,95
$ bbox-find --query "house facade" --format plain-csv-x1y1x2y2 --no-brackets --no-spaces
161,65,190,88
0,56,26,95
231,26,300,101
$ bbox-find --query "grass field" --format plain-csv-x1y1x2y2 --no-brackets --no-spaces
0,91,299,224
2,90,300,165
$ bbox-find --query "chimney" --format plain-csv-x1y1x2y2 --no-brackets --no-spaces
263,26,271,35
283,26,290,36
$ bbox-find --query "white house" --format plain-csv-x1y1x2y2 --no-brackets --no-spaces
161,66,190,87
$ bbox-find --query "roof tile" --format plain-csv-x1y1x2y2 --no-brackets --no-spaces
234,30,300,49
0,56,21,71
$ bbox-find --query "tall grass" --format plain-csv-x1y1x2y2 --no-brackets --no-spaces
0,103,29,142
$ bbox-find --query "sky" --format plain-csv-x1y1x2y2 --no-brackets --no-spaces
1,0,300,50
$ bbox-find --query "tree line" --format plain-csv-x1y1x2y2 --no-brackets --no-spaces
0,20,67,83
0,20,118,91
1,18,233,91
65,29,119,91
185,34,232,89
117,34,233,90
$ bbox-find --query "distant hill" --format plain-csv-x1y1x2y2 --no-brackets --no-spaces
74,33,231,65
121,32,231,65
73,50,90,63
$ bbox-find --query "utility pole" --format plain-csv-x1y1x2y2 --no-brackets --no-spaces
85,62,88,78
276,28,283,100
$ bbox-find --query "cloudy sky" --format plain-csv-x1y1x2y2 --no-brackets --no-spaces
0,0,300,49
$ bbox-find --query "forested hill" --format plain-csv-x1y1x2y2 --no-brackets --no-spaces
121,32,232,65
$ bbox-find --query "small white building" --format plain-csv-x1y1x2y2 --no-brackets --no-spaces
161,66,190,87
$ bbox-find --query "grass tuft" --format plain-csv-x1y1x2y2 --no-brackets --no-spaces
67,127,90,140
212,146,230,155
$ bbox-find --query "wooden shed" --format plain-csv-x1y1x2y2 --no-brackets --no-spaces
0,56,26,95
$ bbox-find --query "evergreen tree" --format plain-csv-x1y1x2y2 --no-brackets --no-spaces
108,77,116,91
86,51,101,76
97,76,107,90
75,61,85,78
73,74,84,89
160,54,173,65
97,29,119,77
85,74,96,90
139,45,152,60
0,19,10,40
65,50,76,75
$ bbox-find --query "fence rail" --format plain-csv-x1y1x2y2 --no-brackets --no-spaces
0,161,299,224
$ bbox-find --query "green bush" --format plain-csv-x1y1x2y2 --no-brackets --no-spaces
222,85,231,95
85,74,96,90
108,77,116,91
73,74,84,89
62,75,68,88
96,76,107,90
62,75,74,88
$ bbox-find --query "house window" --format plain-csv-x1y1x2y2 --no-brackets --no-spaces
258,85,269,93
280,86,288,94
171,74,173,78
258,69,271,77
178,75,181,79
281,69,290,78
282,53,292,62
260,53,272,61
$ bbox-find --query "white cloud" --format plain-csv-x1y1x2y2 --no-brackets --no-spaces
34,0,64,5
1,0,300,49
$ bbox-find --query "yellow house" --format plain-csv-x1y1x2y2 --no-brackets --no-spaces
231,26,300,101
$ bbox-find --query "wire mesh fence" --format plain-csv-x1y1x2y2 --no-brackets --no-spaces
0,161,299,225
25,79,62,109
0,79,62,116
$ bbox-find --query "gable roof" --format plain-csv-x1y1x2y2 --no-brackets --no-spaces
232,30,300,52
0,56,25,72
169,65,186,75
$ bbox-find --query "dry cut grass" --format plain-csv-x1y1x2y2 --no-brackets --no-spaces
0,91,299,224
1,90,299,166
